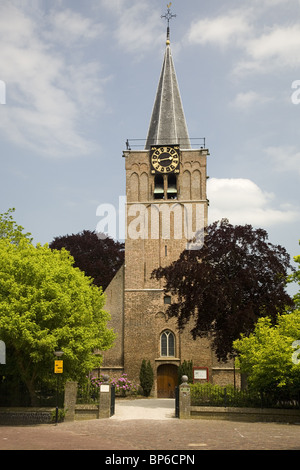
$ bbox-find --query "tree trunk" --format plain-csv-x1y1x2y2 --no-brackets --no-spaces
15,351,39,406
25,378,39,407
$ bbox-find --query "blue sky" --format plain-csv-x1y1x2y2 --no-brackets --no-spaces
0,0,299,292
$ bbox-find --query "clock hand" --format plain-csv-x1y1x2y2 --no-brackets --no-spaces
158,156,172,162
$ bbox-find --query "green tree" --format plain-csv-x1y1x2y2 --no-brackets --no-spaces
233,311,300,396
178,360,193,384
234,248,300,396
0,208,32,244
0,237,115,405
289,251,300,310
139,359,154,397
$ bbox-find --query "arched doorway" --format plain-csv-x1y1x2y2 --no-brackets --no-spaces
157,364,178,398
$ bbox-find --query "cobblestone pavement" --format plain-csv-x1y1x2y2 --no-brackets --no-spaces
0,399,300,451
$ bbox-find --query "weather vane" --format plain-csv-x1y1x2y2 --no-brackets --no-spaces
161,3,176,43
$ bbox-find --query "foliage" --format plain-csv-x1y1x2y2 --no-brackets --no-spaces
288,248,300,309
0,208,32,244
234,248,300,398
189,383,299,408
77,373,139,403
178,360,193,383
153,219,293,361
110,374,139,396
77,375,102,403
49,230,124,290
233,311,300,396
0,233,115,405
139,359,154,397
51,408,65,423
190,383,258,407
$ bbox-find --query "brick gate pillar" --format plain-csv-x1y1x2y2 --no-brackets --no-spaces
64,381,78,422
179,375,191,419
98,375,112,419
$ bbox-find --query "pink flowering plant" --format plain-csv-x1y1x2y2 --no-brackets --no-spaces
77,373,139,402
110,373,139,396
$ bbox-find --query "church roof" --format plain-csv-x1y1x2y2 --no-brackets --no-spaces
145,37,191,150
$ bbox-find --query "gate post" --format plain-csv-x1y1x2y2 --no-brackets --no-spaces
98,375,112,419
179,375,190,419
110,384,115,417
64,381,78,422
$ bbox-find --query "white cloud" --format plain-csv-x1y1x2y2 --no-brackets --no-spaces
100,0,163,54
0,2,106,157
230,90,272,110
265,146,300,176
236,24,300,74
187,4,300,76
45,9,106,45
187,10,252,48
208,178,298,227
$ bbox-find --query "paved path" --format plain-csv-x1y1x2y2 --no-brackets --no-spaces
1,399,300,451
111,398,175,420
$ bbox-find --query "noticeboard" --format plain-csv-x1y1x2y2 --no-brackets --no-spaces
193,367,208,383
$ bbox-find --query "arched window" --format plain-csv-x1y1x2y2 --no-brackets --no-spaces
160,330,175,357
167,174,177,199
154,175,164,199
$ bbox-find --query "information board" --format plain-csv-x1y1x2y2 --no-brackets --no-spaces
193,367,208,382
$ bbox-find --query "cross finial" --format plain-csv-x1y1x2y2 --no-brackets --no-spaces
161,3,176,44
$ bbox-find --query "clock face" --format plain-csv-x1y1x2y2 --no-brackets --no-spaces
150,146,180,174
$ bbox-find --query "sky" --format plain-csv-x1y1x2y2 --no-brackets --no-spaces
0,0,299,293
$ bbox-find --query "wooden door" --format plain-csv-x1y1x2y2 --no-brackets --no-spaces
157,364,178,398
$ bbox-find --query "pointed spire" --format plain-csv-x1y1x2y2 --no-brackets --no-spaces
145,6,191,150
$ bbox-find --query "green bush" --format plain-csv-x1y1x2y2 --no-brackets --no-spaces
139,360,154,397
190,383,262,408
178,360,193,383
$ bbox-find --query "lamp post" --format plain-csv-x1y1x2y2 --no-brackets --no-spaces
54,350,64,425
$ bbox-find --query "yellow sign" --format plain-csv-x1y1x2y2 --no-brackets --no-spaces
54,360,63,374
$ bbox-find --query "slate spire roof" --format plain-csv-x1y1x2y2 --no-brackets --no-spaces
145,33,191,150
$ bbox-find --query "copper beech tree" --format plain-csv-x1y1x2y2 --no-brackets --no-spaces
49,230,124,291
153,219,294,361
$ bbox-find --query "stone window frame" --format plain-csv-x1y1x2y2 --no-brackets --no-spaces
160,329,176,357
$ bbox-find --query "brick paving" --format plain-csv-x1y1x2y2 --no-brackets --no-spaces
0,399,300,451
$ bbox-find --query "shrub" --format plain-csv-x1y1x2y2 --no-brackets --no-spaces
178,360,193,383
110,374,138,396
139,360,154,397
77,373,139,402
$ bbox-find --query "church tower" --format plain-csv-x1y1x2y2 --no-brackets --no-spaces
103,9,237,396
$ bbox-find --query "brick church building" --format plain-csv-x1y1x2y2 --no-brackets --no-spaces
100,21,238,397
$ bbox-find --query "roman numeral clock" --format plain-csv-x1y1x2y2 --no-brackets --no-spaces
150,145,180,174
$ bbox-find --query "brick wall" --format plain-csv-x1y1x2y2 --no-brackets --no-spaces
101,147,240,391
0,408,53,425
